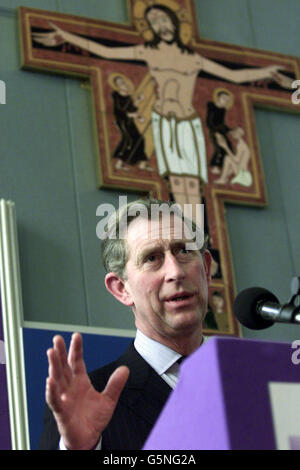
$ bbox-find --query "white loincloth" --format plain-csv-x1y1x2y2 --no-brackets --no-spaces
151,111,208,183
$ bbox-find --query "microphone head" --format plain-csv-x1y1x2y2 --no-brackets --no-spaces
234,287,279,330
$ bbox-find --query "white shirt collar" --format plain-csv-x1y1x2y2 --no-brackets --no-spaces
134,329,208,376
134,329,181,375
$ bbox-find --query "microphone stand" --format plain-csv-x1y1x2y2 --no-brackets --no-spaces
258,276,300,324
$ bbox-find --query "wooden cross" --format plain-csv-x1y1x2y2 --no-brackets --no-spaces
19,0,300,337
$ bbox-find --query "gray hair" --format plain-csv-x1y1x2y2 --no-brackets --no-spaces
101,197,207,279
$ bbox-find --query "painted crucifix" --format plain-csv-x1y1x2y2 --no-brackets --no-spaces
19,0,299,337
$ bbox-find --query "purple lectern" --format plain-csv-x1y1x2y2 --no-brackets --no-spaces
143,337,300,450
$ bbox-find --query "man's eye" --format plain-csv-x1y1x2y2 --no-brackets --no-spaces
179,247,190,254
177,247,194,258
146,253,161,262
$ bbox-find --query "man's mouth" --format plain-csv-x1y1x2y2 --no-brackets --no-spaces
165,292,194,303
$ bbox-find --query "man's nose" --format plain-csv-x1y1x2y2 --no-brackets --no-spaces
164,254,185,282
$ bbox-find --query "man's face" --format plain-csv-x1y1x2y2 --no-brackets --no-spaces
146,8,175,43
123,215,211,343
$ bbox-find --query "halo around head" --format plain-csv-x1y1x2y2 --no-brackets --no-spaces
107,72,134,94
212,87,235,109
133,0,193,45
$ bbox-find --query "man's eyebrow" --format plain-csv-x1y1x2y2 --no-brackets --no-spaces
169,239,195,247
136,239,196,263
136,242,165,264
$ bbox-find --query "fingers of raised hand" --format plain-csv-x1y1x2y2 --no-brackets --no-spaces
46,376,64,413
46,338,71,413
47,336,72,391
67,333,87,375
102,366,130,405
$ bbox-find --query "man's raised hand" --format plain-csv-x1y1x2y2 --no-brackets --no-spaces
46,333,129,450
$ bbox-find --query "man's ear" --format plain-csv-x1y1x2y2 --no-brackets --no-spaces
202,250,212,286
105,272,134,307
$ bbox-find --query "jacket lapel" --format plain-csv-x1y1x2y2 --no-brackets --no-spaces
116,343,173,425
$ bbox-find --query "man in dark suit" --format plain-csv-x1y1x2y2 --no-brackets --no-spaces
40,198,211,450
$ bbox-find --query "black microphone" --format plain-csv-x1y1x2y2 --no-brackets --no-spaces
234,286,300,330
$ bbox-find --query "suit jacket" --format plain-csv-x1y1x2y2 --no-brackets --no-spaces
39,342,172,450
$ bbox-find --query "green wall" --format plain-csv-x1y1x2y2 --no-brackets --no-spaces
0,0,299,341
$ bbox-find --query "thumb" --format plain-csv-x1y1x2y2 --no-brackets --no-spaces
49,22,60,32
102,366,130,404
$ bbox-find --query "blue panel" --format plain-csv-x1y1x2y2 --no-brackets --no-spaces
22,327,132,450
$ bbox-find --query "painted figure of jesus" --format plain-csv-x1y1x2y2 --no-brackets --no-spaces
33,3,292,207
